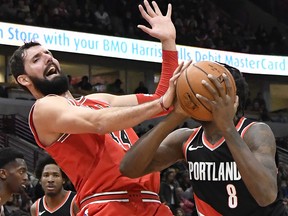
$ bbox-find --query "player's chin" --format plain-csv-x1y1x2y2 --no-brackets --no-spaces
45,191,57,197
13,185,25,194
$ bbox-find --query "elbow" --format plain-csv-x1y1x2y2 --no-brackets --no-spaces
95,121,123,135
255,190,277,207
96,128,107,135
94,122,109,135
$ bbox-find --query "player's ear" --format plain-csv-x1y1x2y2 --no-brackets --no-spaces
17,74,30,86
0,169,8,180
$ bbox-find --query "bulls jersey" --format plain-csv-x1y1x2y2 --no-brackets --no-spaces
34,191,76,216
183,117,287,216
29,96,160,207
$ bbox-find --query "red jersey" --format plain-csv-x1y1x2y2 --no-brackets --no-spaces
29,96,160,207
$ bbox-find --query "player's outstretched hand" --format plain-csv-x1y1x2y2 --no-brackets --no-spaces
138,0,176,42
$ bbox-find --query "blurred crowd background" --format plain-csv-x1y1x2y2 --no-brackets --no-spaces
0,0,287,56
1,0,288,215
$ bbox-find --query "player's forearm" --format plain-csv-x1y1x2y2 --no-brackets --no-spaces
155,50,178,97
120,111,186,178
223,128,277,206
136,50,178,106
120,128,163,178
93,99,164,134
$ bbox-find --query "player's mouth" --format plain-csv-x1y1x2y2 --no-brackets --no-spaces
19,183,26,191
46,184,56,190
44,63,59,78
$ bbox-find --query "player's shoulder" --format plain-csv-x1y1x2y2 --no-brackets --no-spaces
246,120,272,133
86,93,110,102
35,94,66,105
242,119,275,149
34,95,70,110
237,117,272,133
69,190,77,197
30,199,39,215
175,127,196,134
171,127,196,142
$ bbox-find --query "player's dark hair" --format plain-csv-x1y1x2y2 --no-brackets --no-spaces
0,147,24,169
9,41,41,92
218,62,249,118
35,154,67,180
275,149,279,168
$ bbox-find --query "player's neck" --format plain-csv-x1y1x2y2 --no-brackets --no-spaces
45,190,68,208
0,190,12,206
202,123,223,144
35,91,74,100
62,91,74,100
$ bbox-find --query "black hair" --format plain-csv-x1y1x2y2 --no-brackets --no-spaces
35,154,67,180
9,41,41,92
0,147,24,169
217,62,249,118
275,149,279,168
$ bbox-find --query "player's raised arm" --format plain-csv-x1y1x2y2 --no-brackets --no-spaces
88,0,178,107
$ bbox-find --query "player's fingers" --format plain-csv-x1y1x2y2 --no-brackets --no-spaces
195,93,214,106
171,60,193,86
169,62,185,85
172,61,184,75
166,4,172,17
182,60,193,72
143,0,157,17
171,73,181,86
138,5,151,22
173,60,192,76
137,25,152,35
201,78,220,101
222,73,233,98
207,74,225,99
151,1,163,16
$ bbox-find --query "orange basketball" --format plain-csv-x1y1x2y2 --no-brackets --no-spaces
176,61,237,121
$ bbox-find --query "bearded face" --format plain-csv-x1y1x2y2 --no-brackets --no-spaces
28,62,69,96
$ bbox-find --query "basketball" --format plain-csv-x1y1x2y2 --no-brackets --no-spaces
176,61,237,121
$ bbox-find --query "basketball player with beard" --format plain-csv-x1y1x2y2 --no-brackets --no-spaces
0,148,28,213
30,155,78,216
120,64,288,216
9,1,185,215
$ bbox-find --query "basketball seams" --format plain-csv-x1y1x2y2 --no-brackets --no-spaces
177,61,236,121
187,65,212,114
195,63,228,93
193,65,209,76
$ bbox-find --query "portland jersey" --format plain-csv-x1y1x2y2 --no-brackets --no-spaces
29,96,160,207
183,117,286,216
35,191,76,216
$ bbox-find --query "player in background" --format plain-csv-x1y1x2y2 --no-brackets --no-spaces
30,155,78,216
0,147,28,214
